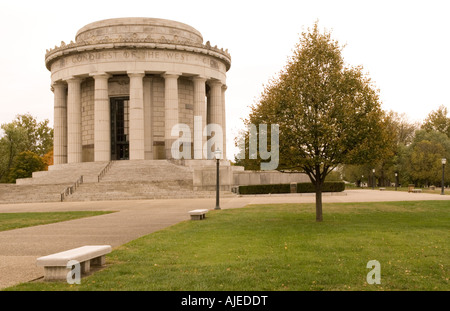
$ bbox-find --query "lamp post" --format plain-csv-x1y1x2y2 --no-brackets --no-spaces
441,158,446,195
214,148,222,210
395,172,398,191
372,169,375,190
361,175,364,188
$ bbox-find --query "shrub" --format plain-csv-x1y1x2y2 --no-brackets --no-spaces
6,150,45,183
296,182,345,193
238,184,291,195
238,182,345,194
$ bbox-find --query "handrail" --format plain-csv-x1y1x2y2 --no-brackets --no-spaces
60,175,83,202
60,161,113,201
98,161,113,182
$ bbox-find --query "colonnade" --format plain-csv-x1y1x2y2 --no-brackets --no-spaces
52,72,227,164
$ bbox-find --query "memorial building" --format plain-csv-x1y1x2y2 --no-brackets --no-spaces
45,17,231,164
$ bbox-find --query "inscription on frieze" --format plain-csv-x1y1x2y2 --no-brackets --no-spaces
60,50,224,71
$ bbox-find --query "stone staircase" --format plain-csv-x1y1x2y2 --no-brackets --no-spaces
0,162,110,204
66,160,223,201
0,184,68,203
0,160,233,204
16,162,110,185
101,160,192,183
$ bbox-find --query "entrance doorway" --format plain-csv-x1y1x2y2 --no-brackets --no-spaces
110,97,129,160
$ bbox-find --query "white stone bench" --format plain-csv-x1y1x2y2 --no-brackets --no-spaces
189,209,209,220
412,189,422,193
379,188,386,191
36,245,111,281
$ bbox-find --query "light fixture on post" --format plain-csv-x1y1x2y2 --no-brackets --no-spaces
441,158,446,195
395,172,398,191
372,169,375,190
214,148,222,210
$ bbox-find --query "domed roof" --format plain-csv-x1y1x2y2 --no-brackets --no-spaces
75,17,204,45
45,17,231,72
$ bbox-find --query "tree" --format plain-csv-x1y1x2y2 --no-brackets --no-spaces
0,123,28,182
408,141,445,186
342,164,374,187
13,113,53,156
404,130,450,186
6,151,46,183
422,105,450,138
372,111,418,186
384,111,418,146
238,23,389,221
42,148,54,171
0,114,53,183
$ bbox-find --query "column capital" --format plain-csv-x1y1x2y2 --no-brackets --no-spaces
52,80,67,87
222,84,228,91
162,72,181,79
65,76,83,84
128,71,146,78
89,72,112,79
192,75,207,83
207,79,223,87
51,81,67,92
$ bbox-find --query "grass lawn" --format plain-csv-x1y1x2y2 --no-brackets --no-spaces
0,211,113,232
5,201,450,291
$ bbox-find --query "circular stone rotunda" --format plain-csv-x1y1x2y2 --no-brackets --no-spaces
5,17,307,202
45,17,231,164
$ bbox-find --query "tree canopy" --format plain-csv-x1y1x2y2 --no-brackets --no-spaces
422,105,450,138
6,150,46,183
0,113,53,183
237,23,390,221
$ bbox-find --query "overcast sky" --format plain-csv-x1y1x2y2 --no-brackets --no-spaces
1,0,449,159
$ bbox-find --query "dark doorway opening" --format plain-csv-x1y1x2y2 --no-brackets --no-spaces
110,97,129,160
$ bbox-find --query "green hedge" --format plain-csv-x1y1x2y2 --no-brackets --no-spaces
296,182,345,193
238,182,345,195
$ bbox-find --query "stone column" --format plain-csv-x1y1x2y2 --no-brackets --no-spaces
208,80,223,159
128,72,145,160
221,84,227,160
91,73,111,162
52,81,67,165
192,76,207,159
143,77,153,160
66,77,82,163
163,73,180,159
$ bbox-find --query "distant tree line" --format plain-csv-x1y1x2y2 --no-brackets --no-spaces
236,104,450,188
0,113,53,183
342,105,450,188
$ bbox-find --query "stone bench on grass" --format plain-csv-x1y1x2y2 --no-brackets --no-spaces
412,189,422,193
189,209,209,220
36,245,111,281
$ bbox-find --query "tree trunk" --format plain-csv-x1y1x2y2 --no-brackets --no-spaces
315,182,323,222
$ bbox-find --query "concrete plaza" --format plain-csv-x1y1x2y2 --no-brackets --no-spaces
0,189,448,289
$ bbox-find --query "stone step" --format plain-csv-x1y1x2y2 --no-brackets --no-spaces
3,160,233,203
64,181,234,201
100,160,193,183
0,184,70,203
16,162,110,185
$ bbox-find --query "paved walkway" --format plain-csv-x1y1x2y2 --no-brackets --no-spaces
0,189,448,289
